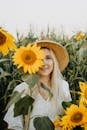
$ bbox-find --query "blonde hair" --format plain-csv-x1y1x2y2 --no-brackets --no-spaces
50,50,67,114
32,49,68,115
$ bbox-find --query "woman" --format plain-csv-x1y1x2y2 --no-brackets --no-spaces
4,40,72,130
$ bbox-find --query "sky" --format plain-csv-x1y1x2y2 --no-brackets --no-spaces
0,0,87,38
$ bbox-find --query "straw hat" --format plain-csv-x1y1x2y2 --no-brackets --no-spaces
36,40,69,72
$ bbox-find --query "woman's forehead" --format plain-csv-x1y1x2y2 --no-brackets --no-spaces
41,48,51,55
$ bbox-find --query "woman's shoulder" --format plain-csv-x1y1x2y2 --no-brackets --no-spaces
13,82,29,93
61,80,72,101
61,80,69,88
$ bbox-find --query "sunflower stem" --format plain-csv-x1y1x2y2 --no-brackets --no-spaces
25,88,32,130
70,90,81,95
25,106,31,130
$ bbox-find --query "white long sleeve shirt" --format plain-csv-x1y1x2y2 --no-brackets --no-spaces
4,81,72,130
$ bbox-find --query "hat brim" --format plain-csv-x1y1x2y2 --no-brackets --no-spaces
36,40,69,72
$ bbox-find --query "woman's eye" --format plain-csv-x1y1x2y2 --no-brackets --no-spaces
46,56,52,59
46,57,51,59
47,57,50,59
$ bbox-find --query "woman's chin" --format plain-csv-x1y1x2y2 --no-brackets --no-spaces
39,70,51,76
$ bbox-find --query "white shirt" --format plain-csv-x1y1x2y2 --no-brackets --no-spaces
4,81,72,130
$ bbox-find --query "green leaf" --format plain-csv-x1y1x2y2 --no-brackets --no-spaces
62,101,73,110
0,71,11,78
6,80,17,91
33,116,54,130
0,58,10,63
14,95,34,116
40,82,53,99
4,80,17,102
0,67,4,73
5,91,23,111
73,126,83,130
22,73,39,88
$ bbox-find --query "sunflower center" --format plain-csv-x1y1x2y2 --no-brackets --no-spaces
0,32,6,45
71,112,83,123
22,50,37,65
84,89,87,99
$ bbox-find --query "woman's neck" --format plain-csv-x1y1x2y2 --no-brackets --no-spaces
39,75,51,87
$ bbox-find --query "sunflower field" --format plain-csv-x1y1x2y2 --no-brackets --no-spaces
0,28,87,130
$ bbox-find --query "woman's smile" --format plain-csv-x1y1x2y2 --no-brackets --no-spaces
42,65,49,69
39,48,54,76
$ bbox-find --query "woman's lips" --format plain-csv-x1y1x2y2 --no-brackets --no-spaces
41,65,49,70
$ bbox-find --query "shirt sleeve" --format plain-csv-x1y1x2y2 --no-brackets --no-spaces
14,82,29,97
62,80,72,102
4,82,29,130
4,104,23,130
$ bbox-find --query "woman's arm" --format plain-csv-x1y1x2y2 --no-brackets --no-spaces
4,82,29,130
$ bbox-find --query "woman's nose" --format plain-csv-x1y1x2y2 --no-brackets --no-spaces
43,59,47,64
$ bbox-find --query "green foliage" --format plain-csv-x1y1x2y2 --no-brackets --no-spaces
63,36,87,100
33,116,54,130
40,82,53,99
16,31,38,47
0,31,39,129
22,73,39,88
62,101,73,110
0,29,87,129
14,95,34,116
5,91,23,111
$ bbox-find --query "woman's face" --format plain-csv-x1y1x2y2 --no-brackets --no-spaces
39,48,54,76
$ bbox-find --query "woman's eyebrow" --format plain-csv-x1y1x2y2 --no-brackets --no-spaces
45,55,52,58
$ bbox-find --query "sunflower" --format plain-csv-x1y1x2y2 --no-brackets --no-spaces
75,32,85,41
79,82,87,105
53,115,61,128
84,124,87,130
12,44,45,74
53,115,71,130
60,116,73,130
61,104,87,129
0,28,16,55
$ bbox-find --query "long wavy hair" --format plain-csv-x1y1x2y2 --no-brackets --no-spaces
32,48,70,115
50,49,66,114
